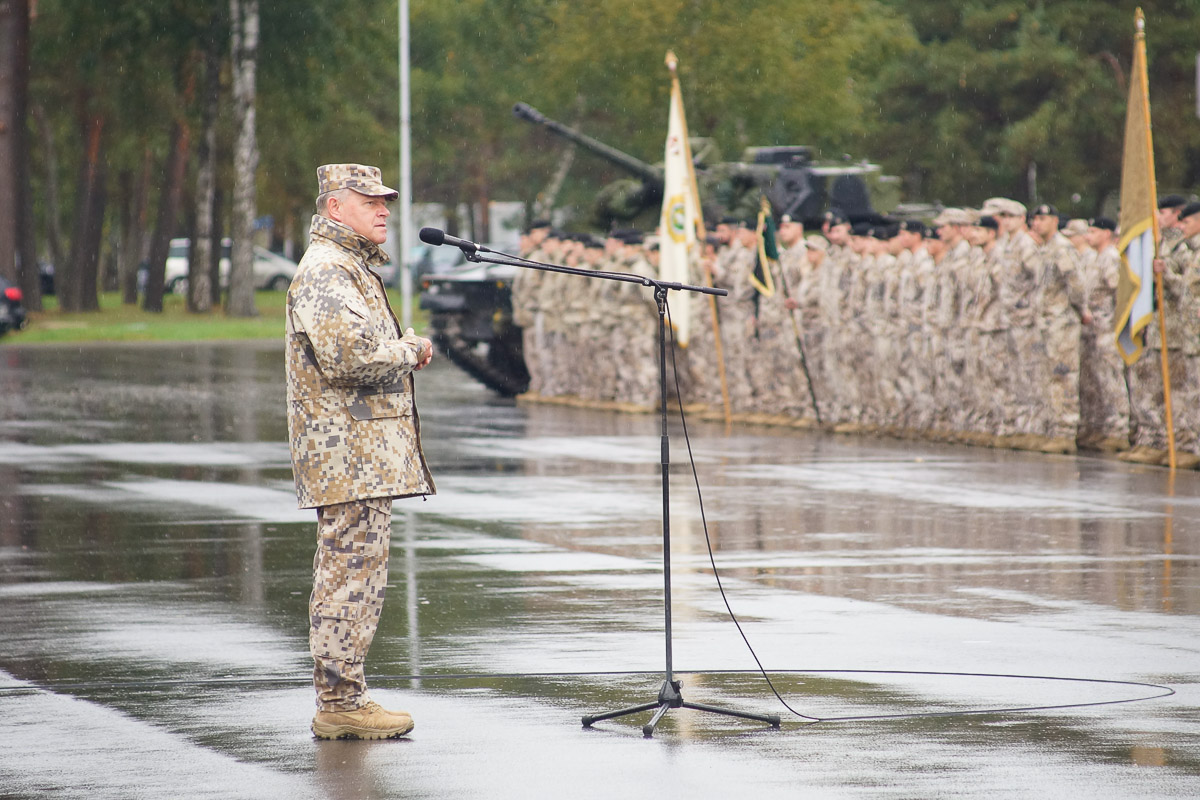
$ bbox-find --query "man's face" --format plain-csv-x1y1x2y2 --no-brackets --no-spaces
937,224,963,247
1085,227,1111,250
778,220,804,247
1031,214,1058,241
1158,207,1182,230
714,224,733,244
997,213,1024,235
826,223,851,246
1180,213,1200,239
332,191,390,244
897,229,920,250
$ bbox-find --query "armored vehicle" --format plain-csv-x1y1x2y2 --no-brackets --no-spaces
512,102,898,227
421,104,899,396
419,263,530,397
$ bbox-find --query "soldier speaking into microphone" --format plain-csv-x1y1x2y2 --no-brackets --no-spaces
285,163,435,740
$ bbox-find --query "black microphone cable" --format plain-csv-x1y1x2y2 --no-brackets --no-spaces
663,298,822,723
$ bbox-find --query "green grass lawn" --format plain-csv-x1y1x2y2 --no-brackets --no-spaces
3,290,427,345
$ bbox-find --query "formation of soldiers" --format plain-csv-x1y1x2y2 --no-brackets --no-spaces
511,194,1200,467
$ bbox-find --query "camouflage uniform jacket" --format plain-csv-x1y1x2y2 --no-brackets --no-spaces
285,215,436,509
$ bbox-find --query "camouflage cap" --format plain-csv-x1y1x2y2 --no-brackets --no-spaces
980,197,1027,218
933,207,977,226
1062,219,1089,237
316,163,399,200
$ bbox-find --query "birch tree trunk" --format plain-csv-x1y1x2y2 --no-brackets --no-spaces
189,9,224,314
227,0,259,318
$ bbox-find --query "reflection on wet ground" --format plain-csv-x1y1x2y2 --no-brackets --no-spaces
0,342,1198,798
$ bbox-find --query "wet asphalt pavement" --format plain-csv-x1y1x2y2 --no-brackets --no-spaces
0,341,1197,799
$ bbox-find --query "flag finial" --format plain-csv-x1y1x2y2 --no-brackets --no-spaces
1136,7,1145,33
665,51,678,73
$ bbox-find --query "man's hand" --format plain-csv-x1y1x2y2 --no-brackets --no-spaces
406,328,435,371
1153,257,1165,275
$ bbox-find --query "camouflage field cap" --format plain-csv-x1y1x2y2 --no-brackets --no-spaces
316,163,399,200
933,207,977,227
980,197,1027,218
1062,219,1089,237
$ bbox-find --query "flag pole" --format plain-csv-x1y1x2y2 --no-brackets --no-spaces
1136,9,1176,470
667,51,731,426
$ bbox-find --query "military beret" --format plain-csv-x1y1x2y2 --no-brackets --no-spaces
316,163,398,200
899,219,925,234
851,222,874,237
1031,203,1058,217
718,216,741,226
1159,194,1188,210
824,209,849,227
529,218,552,230
1180,202,1200,220
977,216,999,231
925,226,941,240
1089,217,1116,231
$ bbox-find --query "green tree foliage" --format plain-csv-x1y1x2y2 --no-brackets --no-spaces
19,0,1200,298
866,0,1200,214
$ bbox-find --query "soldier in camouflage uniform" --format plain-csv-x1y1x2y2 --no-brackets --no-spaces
1078,217,1129,450
930,209,976,436
1127,202,1200,466
962,215,1003,439
286,164,435,740
1028,204,1089,452
985,198,1040,443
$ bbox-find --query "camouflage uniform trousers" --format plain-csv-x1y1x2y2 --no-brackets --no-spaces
310,497,393,712
1130,347,1200,454
616,311,659,406
1037,321,1081,441
748,321,805,415
1005,325,1041,437
940,330,969,434
873,321,902,429
824,322,862,426
1078,322,1130,447
522,319,544,395
719,308,756,413
974,329,1011,436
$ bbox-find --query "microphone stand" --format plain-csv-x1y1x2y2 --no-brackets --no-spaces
458,244,782,737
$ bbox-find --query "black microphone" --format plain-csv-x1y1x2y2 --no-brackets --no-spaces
418,227,490,254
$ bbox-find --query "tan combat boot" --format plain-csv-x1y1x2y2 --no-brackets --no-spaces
312,701,415,740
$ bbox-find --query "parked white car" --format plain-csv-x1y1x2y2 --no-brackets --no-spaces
164,238,297,294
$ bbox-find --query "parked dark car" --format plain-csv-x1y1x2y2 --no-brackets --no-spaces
0,275,28,337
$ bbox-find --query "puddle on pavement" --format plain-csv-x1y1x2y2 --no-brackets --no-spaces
0,342,1197,798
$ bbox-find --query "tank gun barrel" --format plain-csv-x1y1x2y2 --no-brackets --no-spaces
513,102,663,187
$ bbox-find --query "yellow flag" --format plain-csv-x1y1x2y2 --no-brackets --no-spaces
659,51,703,347
1114,8,1160,365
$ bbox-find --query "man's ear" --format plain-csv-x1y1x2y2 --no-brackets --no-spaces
326,195,343,223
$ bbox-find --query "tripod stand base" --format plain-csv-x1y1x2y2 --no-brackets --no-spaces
582,679,781,738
